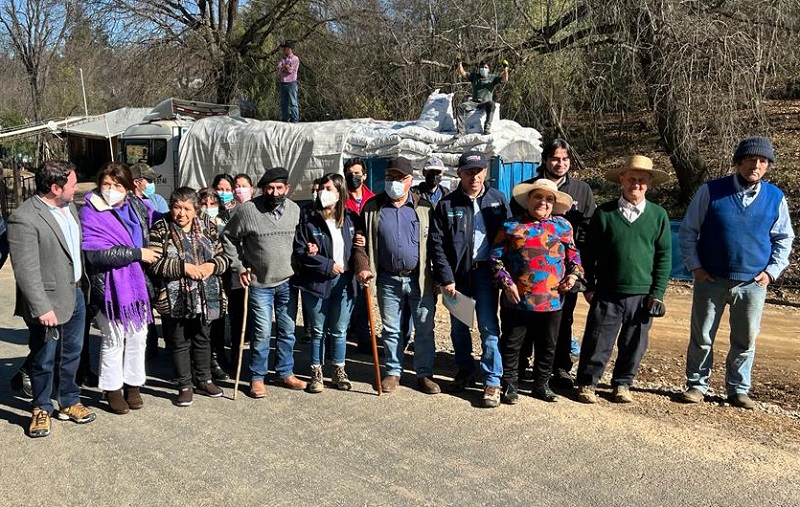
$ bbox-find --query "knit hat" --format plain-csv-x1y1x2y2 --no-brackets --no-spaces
258,167,289,187
733,136,775,164
604,155,670,186
511,179,573,215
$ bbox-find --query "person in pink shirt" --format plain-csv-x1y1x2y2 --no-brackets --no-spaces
277,41,300,122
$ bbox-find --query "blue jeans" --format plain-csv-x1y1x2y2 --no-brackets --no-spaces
376,273,435,377
686,278,767,396
29,288,86,412
450,266,502,387
248,280,298,380
280,81,299,122
305,274,354,366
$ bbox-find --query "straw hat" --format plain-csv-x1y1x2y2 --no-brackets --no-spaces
512,179,573,216
603,155,670,186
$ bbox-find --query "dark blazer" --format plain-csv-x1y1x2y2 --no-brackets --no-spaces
8,195,87,323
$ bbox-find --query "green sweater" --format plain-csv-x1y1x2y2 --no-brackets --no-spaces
583,199,672,299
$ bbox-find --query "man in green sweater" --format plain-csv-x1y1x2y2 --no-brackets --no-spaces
575,155,672,404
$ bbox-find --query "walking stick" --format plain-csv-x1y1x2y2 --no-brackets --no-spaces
233,270,251,400
363,283,383,396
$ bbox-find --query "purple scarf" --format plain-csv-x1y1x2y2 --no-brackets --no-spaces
80,192,152,331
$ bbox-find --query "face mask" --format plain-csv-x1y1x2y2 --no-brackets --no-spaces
218,191,234,205
235,187,252,203
202,206,219,218
143,182,156,198
479,67,489,77
264,193,286,209
102,188,126,207
345,172,363,190
425,172,442,187
385,180,406,200
318,189,338,208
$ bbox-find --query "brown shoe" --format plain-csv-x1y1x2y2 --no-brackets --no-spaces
612,385,633,403
576,385,597,404
29,407,51,438
56,403,96,423
381,375,400,393
417,376,441,395
275,375,307,390
249,380,267,398
105,389,130,415
124,385,144,410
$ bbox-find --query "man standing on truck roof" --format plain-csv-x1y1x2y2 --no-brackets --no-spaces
278,41,300,123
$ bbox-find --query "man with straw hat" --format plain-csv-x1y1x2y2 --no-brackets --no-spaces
575,155,672,404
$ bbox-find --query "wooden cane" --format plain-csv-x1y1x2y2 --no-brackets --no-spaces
233,270,251,400
363,283,383,396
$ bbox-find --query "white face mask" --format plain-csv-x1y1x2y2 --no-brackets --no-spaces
479,67,489,77
385,180,406,200
318,189,338,208
202,206,220,218
102,188,126,206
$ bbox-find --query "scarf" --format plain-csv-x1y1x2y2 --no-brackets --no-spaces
81,192,152,331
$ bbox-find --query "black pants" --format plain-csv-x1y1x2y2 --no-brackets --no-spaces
520,291,576,374
500,308,562,384
576,293,652,388
163,316,212,388
228,287,251,354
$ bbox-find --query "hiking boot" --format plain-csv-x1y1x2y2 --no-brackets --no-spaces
307,366,324,394
532,380,558,402
249,380,267,398
576,385,597,404
501,381,519,405
728,393,756,410
381,375,400,393
56,403,96,424
331,365,352,391
176,387,193,407
550,369,575,389
124,385,144,410
679,387,705,404
29,408,51,438
482,386,501,408
11,368,33,399
276,375,307,391
196,380,223,398
612,385,633,404
417,376,441,395
105,389,130,415
447,369,475,393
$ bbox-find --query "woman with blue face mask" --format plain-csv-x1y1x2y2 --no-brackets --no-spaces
293,173,368,393
212,173,236,213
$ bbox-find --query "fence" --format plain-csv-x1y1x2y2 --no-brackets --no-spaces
0,162,36,218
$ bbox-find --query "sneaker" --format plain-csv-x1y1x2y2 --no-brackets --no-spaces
176,388,193,407
417,376,441,395
447,369,475,393
56,403,96,424
331,365,352,391
196,380,224,398
275,375,307,391
612,385,633,403
679,387,705,404
29,408,51,438
728,393,756,410
124,385,144,410
501,382,519,405
381,375,400,393
483,386,501,408
307,366,324,394
576,385,597,404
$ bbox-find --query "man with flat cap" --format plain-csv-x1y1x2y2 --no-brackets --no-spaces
354,157,440,394
575,155,672,404
222,167,307,396
679,136,794,409
277,41,300,122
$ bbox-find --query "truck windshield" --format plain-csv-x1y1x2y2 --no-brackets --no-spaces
123,139,167,166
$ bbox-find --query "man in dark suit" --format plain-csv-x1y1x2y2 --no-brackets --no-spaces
8,160,96,438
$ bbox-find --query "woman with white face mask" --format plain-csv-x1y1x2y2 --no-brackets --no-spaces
79,162,161,415
293,173,369,393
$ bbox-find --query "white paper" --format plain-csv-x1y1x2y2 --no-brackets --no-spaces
440,288,476,328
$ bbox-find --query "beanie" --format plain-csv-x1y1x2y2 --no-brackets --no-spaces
733,136,775,164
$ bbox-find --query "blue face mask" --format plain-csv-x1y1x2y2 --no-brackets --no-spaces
479,67,489,78
385,180,406,200
218,191,234,205
143,182,156,197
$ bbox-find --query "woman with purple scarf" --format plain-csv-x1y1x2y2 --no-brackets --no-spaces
148,187,229,407
80,162,160,415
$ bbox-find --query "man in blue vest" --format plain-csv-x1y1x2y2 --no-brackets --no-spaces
678,136,795,409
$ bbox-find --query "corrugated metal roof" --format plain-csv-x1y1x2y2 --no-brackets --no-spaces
62,107,151,139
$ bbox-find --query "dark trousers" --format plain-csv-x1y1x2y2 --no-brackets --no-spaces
28,288,86,412
520,291,577,374
210,316,228,364
576,293,652,388
163,315,212,388
228,287,251,354
500,307,561,384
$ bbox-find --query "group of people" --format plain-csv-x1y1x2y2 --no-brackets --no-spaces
3,135,793,439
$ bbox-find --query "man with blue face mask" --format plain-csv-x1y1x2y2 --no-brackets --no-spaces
456,59,509,136
131,163,168,214
354,157,440,395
